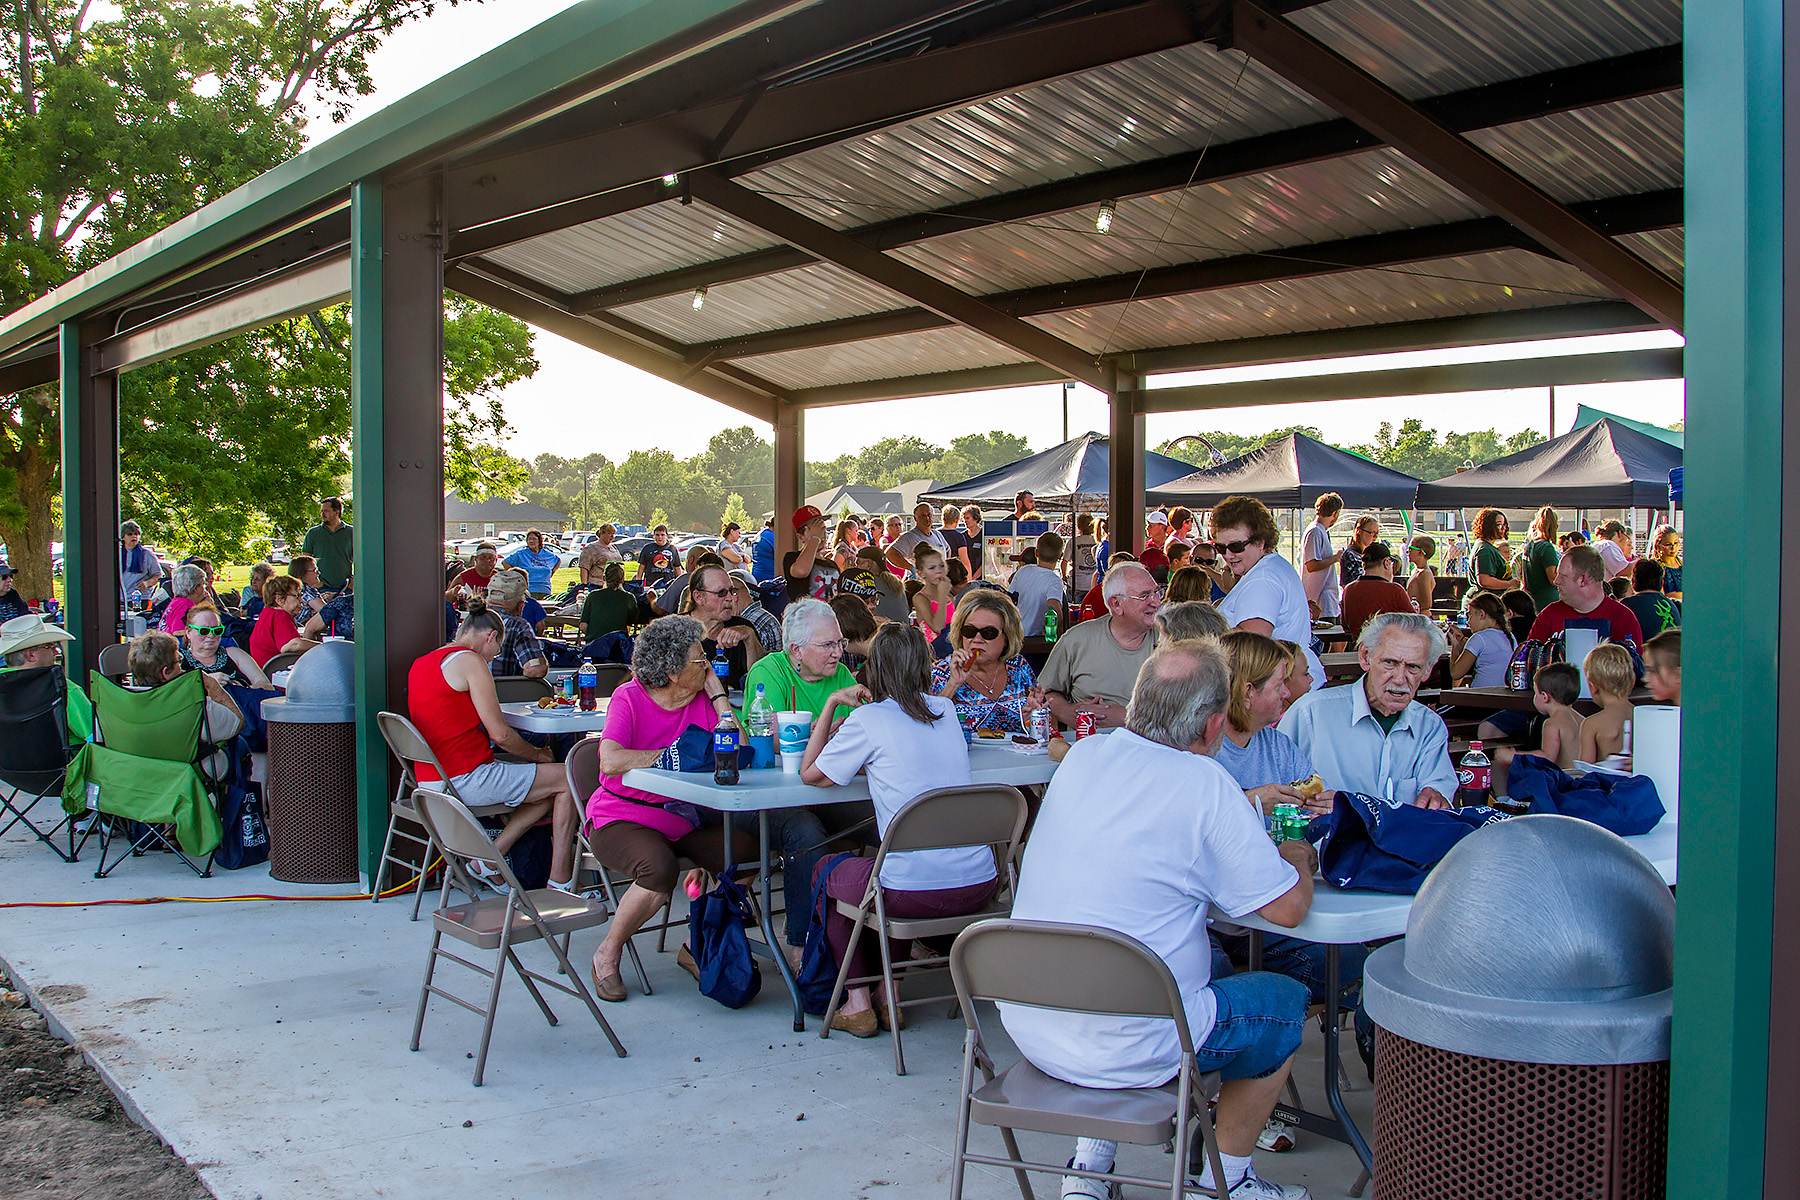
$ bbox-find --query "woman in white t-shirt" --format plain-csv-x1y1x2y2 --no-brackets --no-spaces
801,624,998,1038
1212,495,1324,693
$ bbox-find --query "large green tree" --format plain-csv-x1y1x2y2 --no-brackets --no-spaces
1352,419,1546,482
1,0,527,593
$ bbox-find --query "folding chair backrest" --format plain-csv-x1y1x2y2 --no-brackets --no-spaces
493,675,552,702
0,667,70,777
951,919,1194,1051
90,670,204,763
593,664,629,698
263,651,303,677
564,735,602,803
878,784,1028,856
412,787,509,872
96,642,131,682
375,710,461,799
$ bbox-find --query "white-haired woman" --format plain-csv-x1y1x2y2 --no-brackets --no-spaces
159,563,213,636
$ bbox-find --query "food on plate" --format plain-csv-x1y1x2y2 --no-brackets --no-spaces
975,728,1004,739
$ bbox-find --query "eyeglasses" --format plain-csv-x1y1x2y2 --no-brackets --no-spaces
1124,589,1164,605
962,624,1003,641
693,586,733,598
688,656,714,667
803,638,849,653
1215,538,1256,554
188,625,225,637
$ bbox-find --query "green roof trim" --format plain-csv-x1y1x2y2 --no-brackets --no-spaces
0,0,783,359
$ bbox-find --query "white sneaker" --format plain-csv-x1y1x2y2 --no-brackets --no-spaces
1255,1117,1296,1152
1224,1168,1311,1199
1061,1160,1119,1200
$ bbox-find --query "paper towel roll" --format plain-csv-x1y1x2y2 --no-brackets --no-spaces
1632,704,1681,822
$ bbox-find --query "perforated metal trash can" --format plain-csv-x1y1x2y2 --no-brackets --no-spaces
1363,815,1675,1200
261,639,359,885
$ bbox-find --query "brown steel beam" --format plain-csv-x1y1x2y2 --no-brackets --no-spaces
1228,0,1684,331
686,172,1110,390
446,263,783,425
575,45,1682,312
789,363,1065,408
694,188,1679,362
773,403,803,558
447,0,1208,250
1109,376,1145,556
58,321,120,679
0,341,56,397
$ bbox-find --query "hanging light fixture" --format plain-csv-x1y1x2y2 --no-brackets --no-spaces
1095,200,1117,235
662,173,680,186
692,287,707,311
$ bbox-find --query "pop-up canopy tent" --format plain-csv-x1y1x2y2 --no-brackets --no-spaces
1414,418,1682,509
1570,403,1683,449
1145,432,1422,510
921,432,1193,511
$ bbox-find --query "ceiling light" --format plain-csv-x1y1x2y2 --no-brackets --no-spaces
692,287,707,311
1095,200,1116,235
662,173,680,186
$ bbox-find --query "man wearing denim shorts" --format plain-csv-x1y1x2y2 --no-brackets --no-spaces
1003,639,1314,1200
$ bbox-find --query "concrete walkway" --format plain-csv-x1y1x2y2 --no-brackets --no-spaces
0,824,1371,1199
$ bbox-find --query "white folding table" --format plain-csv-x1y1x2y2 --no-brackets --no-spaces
499,700,611,735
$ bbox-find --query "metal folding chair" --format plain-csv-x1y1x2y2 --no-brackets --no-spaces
819,783,1027,1075
492,675,552,702
261,650,304,677
947,919,1229,1200
96,642,131,683
371,712,516,920
407,787,627,1085
0,665,80,861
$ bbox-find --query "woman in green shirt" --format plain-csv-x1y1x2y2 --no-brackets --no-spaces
743,598,857,720
1468,506,1515,597
579,563,638,644
1518,505,1562,610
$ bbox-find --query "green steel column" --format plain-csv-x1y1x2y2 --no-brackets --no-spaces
58,321,120,680
1670,2,1780,1193
350,180,387,887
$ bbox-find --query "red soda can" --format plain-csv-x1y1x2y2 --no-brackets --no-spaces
1075,712,1098,740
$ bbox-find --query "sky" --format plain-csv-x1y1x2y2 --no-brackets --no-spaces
323,1,1687,466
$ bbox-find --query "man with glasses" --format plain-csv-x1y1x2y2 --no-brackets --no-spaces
1039,561,1161,731
1279,612,1455,809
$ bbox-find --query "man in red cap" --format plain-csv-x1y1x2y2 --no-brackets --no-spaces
784,505,839,601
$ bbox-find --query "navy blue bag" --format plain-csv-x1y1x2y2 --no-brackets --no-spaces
689,874,762,1009
672,724,773,771
211,742,269,871
1504,755,1665,836
1313,791,1509,894
797,851,856,1016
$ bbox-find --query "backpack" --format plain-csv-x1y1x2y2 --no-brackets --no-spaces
797,852,857,1015
1506,633,1564,690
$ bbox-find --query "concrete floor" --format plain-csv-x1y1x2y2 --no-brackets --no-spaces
0,822,1372,1199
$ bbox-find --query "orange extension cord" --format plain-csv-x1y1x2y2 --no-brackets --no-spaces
0,859,445,908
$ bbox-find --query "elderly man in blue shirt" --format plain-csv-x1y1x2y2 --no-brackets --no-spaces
1278,612,1455,809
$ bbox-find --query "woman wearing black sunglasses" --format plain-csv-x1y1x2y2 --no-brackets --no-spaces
1212,495,1324,696
929,590,1047,739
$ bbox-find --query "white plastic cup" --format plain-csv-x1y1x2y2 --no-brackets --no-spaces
776,710,813,774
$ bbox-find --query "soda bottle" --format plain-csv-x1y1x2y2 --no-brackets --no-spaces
745,683,775,738
712,712,741,786
577,658,598,711
712,646,730,683
1043,600,1059,644
1456,740,1492,808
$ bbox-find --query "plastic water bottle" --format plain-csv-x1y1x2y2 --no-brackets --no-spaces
577,658,598,712
712,712,740,786
712,646,730,682
1043,601,1059,644
745,684,774,737
1456,740,1492,808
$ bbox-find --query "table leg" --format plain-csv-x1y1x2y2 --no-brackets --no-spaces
1323,946,1373,1173
758,810,805,1032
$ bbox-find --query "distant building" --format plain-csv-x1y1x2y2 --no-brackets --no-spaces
443,494,571,540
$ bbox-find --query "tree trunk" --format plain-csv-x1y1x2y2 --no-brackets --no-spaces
0,386,62,603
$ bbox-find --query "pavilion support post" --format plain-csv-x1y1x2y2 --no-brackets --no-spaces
351,174,446,886
1670,0,1783,1194
773,401,803,561
1108,374,1143,556
58,320,120,681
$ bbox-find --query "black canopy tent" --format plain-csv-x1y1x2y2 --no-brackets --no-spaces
1414,418,1681,509
1145,432,1422,510
921,432,1194,512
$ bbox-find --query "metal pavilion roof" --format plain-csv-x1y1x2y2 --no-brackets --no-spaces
0,0,1684,411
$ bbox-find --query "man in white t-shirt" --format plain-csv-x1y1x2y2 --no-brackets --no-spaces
1300,492,1344,618
1594,520,1633,579
1005,639,1315,1200
885,502,950,575
1009,531,1067,638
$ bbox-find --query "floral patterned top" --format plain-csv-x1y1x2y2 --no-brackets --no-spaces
929,653,1038,742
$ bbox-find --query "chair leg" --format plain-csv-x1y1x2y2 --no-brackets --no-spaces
506,947,560,1027
471,909,516,1087
949,1032,978,1200
410,931,443,1052
371,812,399,904
411,832,445,921
998,1127,1035,1200
1350,1167,1371,1197
539,916,628,1059
1190,1078,1229,1200
876,899,906,1076
818,904,869,1040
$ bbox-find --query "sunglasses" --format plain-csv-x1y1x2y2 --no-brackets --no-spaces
188,625,225,636
963,624,1003,641
1215,537,1256,554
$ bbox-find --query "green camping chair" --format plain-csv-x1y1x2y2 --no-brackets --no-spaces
66,670,226,879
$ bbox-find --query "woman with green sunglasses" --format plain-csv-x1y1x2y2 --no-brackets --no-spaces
179,601,273,690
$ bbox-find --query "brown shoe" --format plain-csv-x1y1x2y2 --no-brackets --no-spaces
873,999,906,1032
590,962,626,1003
675,943,701,982
830,1007,879,1039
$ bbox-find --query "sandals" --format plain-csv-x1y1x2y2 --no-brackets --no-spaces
466,860,509,895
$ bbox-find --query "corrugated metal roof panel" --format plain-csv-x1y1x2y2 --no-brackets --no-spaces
484,200,781,294
734,327,1029,391
611,262,907,342
1291,0,1680,98
1619,228,1684,284
1468,94,1683,203
1026,248,1616,355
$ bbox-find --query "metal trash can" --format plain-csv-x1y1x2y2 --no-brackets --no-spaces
261,639,359,885
1363,815,1674,1199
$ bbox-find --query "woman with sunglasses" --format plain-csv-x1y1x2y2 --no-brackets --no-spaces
929,590,1047,739
178,601,273,690
1212,495,1324,695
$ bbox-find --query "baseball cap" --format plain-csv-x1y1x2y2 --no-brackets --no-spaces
1146,510,1169,526
0,563,15,578
838,568,882,599
791,505,824,533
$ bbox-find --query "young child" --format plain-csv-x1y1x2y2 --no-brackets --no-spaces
1578,643,1637,764
1447,592,1515,686
1493,662,1583,795
1275,639,1313,713
909,545,956,638
1645,628,1681,705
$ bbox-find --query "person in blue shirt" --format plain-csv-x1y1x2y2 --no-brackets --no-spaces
504,529,561,598
751,518,777,581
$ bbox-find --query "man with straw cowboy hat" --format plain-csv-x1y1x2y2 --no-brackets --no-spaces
0,613,93,742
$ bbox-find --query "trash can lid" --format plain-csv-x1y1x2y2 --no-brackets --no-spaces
263,639,356,722
1362,815,1674,1064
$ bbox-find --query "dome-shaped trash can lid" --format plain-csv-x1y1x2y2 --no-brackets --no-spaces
263,638,356,722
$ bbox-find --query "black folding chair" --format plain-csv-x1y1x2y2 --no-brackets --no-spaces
0,666,82,861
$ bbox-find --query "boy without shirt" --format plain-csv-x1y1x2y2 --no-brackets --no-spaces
1578,644,1637,764
1493,662,1582,796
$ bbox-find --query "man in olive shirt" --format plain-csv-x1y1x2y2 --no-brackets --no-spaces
1039,562,1160,730
301,497,354,592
